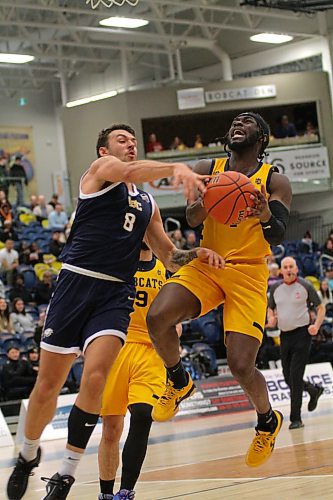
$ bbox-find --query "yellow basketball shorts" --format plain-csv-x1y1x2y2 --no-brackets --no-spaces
167,259,268,343
101,342,166,416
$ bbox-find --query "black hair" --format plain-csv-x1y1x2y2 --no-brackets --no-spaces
223,111,270,160
96,124,136,158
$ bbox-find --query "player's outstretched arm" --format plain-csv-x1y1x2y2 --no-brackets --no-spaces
90,156,208,203
186,159,211,227
145,204,224,272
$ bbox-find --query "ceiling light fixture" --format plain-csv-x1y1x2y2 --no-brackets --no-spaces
250,33,293,44
66,90,118,108
99,17,149,29
0,53,35,64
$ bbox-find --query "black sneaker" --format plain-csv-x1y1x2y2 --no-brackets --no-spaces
42,473,75,499
7,447,42,500
289,420,304,430
308,385,324,412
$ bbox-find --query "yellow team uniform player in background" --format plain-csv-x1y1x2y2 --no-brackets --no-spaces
98,248,167,499
168,157,273,343
101,256,167,416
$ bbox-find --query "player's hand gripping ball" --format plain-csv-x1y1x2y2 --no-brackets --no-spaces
203,171,256,225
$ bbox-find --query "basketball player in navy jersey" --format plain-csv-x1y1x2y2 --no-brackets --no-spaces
7,124,224,500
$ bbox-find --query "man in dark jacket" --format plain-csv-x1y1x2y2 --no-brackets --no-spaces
2,346,36,400
10,156,27,206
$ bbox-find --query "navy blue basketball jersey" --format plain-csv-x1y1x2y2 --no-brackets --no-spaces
60,182,154,284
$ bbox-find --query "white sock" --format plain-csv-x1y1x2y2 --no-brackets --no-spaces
58,449,83,478
21,437,40,462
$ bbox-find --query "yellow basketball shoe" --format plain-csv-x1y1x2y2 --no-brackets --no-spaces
152,375,196,422
246,410,283,467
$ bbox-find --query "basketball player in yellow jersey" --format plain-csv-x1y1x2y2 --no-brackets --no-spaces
147,112,292,467
98,243,178,500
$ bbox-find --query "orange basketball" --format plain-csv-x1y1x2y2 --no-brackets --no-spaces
203,171,257,225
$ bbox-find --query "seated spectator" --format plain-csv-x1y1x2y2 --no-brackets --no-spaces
298,230,319,254
194,134,203,149
18,241,33,266
8,274,33,304
268,262,281,289
48,193,59,209
48,202,68,231
26,345,40,377
322,238,333,257
10,297,35,334
28,242,43,265
0,276,5,298
35,270,55,305
325,265,333,291
184,230,197,250
1,346,36,400
49,230,65,258
146,133,164,153
0,220,18,243
29,195,38,211
0,297,15,334
309,324,333,365
0,239,19,285
317,279,333,306
33,194,53,222
169,228,186,249
0,190,13,225
304,121,318,137
274,114,297,139
34,310,46,346
170,136,187,150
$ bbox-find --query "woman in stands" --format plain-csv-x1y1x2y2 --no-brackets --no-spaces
10,297,35,334
0,297,15,334
317,279,333,307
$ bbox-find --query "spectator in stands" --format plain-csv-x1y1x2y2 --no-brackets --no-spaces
146,133,164,153
2,346,36,400
35,270,55,306
298,230,319,254
194,134,203,149
309,323,333,365
0,190,13,225
8,274,33,304
170,136,187,150
49,230,65,258
322,238,333,257
169,228,186,249
0,297,15,334
0,220,18,243
0,156,9,197
268,262,281,290
10,298,35,334
324,265,333,291
9,156,28,206
29,195,38,212
33,310,46,346
0,239,19,285
304,121,318,137
48,193,59,209
28,242,43,266
274,114,297,139
33,195,53,222
317,279,333,306
0,277,5,299
184,230,197,250
48,202,68,232
26,346,40,377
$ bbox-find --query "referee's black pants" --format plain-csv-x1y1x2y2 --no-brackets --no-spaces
280,325,312,422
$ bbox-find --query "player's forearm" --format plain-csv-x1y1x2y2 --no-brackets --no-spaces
166,248,198,272
186,199,207,227
94,156,178,184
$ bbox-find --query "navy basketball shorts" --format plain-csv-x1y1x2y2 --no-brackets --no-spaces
40,270,135,355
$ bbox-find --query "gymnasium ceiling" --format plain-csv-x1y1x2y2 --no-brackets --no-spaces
1,0,333,100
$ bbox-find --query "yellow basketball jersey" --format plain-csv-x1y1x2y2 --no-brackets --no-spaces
201,158,273,261
127,258,166,344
